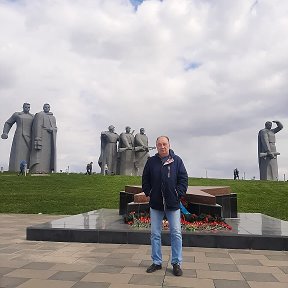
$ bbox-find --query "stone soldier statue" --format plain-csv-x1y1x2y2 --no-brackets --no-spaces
258,120,283,180
118,126,136,175
134,128,155,176
98,125,119,175
29,103,57,173
1,103,34,171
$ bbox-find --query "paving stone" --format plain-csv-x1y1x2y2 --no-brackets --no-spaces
279,266,288,274
91,265,124,273
266,255,288,261
273,273,288,282
205,252,231,258
231,254,267,260
14,278,75,288
50,263,95,273
102,258,141,267
247,282,288,288
197,270,244,280
228,250,251,254
5,268,57,279
0,276,28,288
199,257,234,264
0,259,31,268
0,244,12,249
91,248,115,253
237,264,283,274
106,253,134,259
182,256,195,262
164,276,215,288
208,263,239,272
0,267,14,276
234,259,263,266
165,268,196,278
49,271,86,281
120,244,142,249
121,266,159,275
109,284,162,288
213,279,250,288
182,262,209,270
73,257,105,265
0,249,20,254
71,282,110,288
128,274,164,286
81,272,132,284
241,272,278,282
139,259,173,268
21,262,55,270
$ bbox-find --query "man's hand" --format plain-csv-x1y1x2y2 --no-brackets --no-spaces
34,138,42,150
267,152,275,159
1,133,8,139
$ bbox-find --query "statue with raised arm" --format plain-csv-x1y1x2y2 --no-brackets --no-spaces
29,103,57,173
134,128,155,176
1,103,34,172
118,126,136,175
258,120,283,180
98,125,119,175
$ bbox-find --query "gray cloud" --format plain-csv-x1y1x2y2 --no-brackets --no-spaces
0,0,287,179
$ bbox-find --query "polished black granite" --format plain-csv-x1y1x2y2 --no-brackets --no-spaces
26,209,288,250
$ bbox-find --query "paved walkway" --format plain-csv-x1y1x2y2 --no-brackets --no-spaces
0,214,288,288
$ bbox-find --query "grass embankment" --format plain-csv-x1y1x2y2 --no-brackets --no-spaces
0,173,287,220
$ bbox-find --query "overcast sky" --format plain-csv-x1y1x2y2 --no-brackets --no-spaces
0,0,287,180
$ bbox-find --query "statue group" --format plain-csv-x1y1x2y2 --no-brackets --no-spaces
98,126,155,176
1,103,57,174
2,103,285,180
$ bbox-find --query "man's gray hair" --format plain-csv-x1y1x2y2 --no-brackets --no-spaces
156,136,170,143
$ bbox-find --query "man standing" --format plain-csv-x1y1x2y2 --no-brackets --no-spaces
142,136,188,276
134,128,154,176
86,162,93,175
29,103,57,173
233,168,239,180
118,126,135,175
1,103,34,171
258,120,283,180
18,160,27,176
98,125,119,175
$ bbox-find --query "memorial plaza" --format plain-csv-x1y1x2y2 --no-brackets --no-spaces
1,213,288,288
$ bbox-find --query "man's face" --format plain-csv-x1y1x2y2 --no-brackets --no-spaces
140,128,145,134
265,122,272,130
109,126,115,132
156,137,170,158
43,104,50,113
23,104,30,113
126,127,131,133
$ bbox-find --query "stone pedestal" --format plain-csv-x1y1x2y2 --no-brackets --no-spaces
119,185,238,218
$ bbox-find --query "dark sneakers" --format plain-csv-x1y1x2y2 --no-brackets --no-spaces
172,263,183,276
146,263,162,273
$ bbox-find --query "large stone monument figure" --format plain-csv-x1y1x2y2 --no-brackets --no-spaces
98,125,119,175
118,126,135,176
29,103,57,173
1,103,34,172
258,120,283,180
134,128,154,176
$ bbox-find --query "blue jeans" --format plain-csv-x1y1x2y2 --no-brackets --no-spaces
150,208,182,265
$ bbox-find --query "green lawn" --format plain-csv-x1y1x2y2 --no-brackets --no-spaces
0,173,287,220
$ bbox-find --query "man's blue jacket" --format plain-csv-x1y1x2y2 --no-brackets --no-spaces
142,149,188,211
